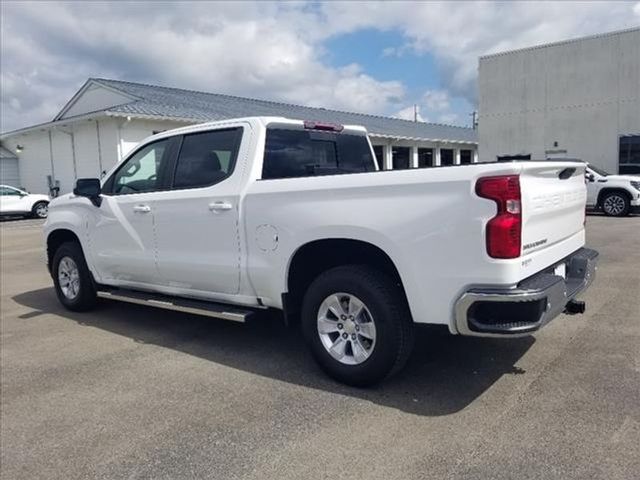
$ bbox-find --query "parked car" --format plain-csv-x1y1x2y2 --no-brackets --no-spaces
0,185,50,218
43,117,598,385
585,164,640,216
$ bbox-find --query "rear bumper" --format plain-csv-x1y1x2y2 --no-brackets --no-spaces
454,247,599,337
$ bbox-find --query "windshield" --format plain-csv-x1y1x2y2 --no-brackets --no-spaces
588,164,610,177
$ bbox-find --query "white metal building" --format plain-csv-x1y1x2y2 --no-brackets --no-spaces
0,78,478,195
478,27,640,174
0,146,20,187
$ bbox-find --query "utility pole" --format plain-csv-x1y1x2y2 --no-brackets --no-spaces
470,110,478,129
414,104,418,123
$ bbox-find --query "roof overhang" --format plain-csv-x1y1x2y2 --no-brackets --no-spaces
0,112,106,139
106,111,198,124
368,132,478,145
2,111,477,145
0,111,194,140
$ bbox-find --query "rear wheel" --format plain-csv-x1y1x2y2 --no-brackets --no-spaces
32,201,49,219
301,265,414,386
601,192,630,217
52,242,97,311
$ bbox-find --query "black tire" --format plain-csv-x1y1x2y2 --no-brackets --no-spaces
52,241,98,311
301,265,414,387
31,201,49,219
601,191,630,217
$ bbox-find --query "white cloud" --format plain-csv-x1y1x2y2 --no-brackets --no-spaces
393,105,427,122
422,90,450,113
396,90,459,126
320,1,639,103
1,1,637,132
0,2,404,131
436,113,459,125
381,47,398,58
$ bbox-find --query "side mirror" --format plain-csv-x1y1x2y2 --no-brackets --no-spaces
586,173,595,182
73,178,102,206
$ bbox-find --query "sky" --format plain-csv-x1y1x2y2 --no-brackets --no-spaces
1,1,639,133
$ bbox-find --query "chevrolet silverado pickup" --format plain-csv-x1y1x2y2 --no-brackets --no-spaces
44,117,598,386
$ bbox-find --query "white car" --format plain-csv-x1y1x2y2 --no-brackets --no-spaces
585,165,640,216
0,185,50,218
43,117,598,385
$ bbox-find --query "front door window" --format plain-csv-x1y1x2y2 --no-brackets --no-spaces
110,139,171,195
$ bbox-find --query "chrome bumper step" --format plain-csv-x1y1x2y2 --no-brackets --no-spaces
454,247,599,337
97,289,253,322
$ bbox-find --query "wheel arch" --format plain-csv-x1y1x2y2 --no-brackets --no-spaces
597,187,632,207
284,238,409,322
31,198,50,208
46,229,82,274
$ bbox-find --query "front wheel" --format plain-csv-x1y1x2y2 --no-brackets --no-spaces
52,242,98,311
601,192,630,217
31,201,49,218
301,265,414,386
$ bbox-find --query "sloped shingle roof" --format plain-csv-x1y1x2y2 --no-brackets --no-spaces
93,78,477,143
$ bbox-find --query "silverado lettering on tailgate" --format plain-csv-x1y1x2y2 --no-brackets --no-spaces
530,188,585,211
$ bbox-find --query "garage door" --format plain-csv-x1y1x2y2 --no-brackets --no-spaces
0,158,20,188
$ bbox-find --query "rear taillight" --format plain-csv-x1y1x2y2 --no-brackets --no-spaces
476,175,522,259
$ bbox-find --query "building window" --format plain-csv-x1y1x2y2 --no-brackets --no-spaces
417,148,433,168
460,150,473,164
619,135,640,175
440,148,454,166
372,145,384,170
392,146,411,170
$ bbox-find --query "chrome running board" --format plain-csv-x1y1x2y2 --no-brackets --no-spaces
97,289,253,323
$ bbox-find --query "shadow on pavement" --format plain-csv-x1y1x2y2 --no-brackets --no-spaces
587,211,640,218
13,287,534,417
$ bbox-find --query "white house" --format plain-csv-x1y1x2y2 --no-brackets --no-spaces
1,78,478,195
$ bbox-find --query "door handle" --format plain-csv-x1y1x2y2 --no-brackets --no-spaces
133,204,151,213
208,201,233,212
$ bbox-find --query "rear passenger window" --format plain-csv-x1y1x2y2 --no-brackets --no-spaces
173,128,243,189
262,128,375,180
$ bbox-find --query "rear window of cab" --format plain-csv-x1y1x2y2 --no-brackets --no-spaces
262,128,375,180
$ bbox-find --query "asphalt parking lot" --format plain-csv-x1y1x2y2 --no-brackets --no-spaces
1,215,638,480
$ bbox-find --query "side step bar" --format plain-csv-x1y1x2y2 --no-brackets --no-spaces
97,289,254,323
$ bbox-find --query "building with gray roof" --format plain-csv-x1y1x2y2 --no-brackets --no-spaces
1,78,477,194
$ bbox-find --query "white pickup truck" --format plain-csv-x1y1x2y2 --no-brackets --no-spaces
585,164,640,217
44,117,598,385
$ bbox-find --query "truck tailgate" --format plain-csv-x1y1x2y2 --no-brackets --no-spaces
520,162,587,256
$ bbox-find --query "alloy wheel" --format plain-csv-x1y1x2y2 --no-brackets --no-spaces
58,256,80,300
317,293,377,366
603,195,626,216
35,203,48,218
